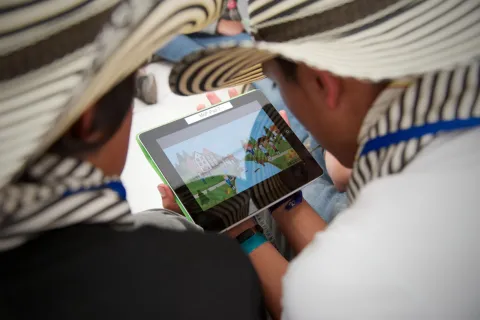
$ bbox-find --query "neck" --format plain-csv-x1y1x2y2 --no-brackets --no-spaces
337,81,390,167
85,149,124,177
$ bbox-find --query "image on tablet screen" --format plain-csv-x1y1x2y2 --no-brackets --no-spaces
163,110,302,210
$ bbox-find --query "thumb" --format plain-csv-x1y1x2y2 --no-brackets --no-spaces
157,184,181,212
279,110,291,126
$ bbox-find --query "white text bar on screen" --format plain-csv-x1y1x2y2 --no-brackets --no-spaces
185,102,233,124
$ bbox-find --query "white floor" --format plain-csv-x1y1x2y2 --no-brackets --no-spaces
121,63,235,213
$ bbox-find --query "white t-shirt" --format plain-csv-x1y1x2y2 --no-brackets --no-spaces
282,128,480,320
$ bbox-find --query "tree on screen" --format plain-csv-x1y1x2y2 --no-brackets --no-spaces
198,191,210,205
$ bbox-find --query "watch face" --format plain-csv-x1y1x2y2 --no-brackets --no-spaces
284,192,303,211
236,228,256,244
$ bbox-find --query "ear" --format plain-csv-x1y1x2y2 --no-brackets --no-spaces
71,105,102,142
314,70,342,109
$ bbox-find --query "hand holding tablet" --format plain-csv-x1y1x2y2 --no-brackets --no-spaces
138,90,323,232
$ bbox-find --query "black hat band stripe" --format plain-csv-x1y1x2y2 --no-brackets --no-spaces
199,49,273,92
253,0,402,41
173,46,273,95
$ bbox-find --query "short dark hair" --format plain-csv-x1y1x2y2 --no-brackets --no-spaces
50,72,136,156
275,57,298,82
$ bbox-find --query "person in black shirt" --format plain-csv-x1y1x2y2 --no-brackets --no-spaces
0,2,265,319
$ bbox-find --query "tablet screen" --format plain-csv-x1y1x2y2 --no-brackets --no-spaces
161,108,302,211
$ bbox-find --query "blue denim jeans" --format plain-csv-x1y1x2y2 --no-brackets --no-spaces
156,33,252,63
253,79,348,223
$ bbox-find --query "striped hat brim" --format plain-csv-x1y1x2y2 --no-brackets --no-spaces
169,0,480,96
0,0,223,189
169,42,276,96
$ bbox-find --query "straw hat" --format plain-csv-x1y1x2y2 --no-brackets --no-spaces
0,0,223,189
169,0,480,95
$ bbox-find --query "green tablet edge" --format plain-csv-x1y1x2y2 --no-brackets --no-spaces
136,135,194,223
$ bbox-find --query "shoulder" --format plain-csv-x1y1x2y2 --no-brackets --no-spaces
113,225,258,280
283,130,480,319
2,225,265,320
97,227,266,319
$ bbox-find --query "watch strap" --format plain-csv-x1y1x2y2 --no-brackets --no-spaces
239,232,267,255
269,191,303,214
236,225,267,254
235,224,263,244
236,228,255,244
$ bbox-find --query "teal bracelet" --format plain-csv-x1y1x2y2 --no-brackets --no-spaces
240,232,268,255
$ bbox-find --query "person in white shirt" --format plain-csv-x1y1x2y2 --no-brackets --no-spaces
163,1,480,319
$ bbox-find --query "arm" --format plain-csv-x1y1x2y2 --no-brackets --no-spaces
233,200,328,318
271,201,328,254
225,196,328,319
248,242,288,320
228,220,288,320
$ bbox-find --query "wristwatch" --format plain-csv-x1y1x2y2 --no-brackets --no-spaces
236,224,261,242
268,191,303,214
236,224,267,254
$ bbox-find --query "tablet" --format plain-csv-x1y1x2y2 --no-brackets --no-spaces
137,90,323,232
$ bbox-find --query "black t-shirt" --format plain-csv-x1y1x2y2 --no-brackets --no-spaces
0,224,266,319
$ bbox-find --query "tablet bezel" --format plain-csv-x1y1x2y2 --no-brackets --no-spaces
138,90,323,231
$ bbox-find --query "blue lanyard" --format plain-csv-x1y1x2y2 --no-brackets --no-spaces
360,117,480,156
62,180,127,200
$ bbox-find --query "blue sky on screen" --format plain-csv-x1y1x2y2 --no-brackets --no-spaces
164,110,275,165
